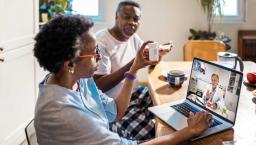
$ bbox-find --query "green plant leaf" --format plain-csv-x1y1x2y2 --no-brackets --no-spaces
198,0,225,32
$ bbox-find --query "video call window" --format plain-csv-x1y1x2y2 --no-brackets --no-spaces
187,60,242,122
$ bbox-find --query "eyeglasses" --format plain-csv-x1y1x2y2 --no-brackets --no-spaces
78,45,100,60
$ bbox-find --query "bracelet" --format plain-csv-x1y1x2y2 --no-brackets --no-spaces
124,72,136,80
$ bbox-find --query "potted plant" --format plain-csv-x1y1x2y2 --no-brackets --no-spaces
188,0,231,50
199,0,224,33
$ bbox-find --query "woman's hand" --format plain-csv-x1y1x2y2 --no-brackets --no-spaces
129,41,159,73
187,111,212,137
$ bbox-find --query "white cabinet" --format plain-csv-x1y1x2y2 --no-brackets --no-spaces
0,45,35,145
0,0,38,144
0,0,36,50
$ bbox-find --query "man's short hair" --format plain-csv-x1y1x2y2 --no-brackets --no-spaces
116,0,141,14
211,73,219,80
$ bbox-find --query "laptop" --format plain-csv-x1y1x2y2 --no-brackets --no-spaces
148,57,243,140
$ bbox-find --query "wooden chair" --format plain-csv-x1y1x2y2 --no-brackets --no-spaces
183,40,226,61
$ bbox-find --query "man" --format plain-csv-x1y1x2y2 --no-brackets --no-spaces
94,0,171,141
203,73,224,111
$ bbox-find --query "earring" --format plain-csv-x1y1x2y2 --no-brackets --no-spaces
68,68,74,74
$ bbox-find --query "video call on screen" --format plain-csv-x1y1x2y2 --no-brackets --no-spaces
187,60,242,122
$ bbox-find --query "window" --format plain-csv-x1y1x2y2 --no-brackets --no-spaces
72,0,103,22
214,0,246,23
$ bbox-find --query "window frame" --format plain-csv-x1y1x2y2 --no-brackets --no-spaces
214,0,246,23
72,0,104,22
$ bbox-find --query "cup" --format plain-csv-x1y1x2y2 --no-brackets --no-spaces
167,70,186,87
148,42,159,61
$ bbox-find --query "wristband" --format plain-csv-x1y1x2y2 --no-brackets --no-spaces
124,72,136,80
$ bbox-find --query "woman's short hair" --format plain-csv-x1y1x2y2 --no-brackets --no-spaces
34,15,94,73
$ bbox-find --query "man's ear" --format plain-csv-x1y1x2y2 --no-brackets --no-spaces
115,12,119,20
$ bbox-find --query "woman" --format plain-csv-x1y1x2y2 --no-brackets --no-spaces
34,15,212,145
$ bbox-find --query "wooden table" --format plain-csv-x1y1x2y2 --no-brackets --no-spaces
147,61,256,145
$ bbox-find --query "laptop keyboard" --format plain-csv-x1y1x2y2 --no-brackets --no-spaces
170,102,222,128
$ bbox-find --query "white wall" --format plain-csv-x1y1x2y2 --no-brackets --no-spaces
92,0,255,81
213,0,256,53
92,0,208,81
93,0,256,59
93,0,208,61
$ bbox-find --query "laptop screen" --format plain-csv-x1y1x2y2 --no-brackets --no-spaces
187,58,243,123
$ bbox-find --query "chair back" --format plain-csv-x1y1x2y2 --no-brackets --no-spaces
183,40,226,61
25,119,38,145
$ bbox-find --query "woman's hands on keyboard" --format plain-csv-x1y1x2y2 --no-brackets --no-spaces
187,111,212,137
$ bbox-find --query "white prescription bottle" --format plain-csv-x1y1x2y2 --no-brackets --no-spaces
148,42,159,61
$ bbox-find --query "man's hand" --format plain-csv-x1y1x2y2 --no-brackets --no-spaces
206,90,212,100
187,111,212,137
212,103,217,110
159,41,173,57
142,41,173,61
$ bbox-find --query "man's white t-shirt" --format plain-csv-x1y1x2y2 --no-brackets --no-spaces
95,29,143,98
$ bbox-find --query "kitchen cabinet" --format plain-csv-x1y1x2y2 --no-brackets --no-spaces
0,0,38,144
0,45,35,145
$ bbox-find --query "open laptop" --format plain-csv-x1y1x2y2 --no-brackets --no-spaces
148,58,243,140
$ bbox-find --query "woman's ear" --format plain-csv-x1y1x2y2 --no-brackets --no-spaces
64,61,76,74
68,62,74,67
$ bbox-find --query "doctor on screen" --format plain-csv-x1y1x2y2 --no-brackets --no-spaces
203,73,224,111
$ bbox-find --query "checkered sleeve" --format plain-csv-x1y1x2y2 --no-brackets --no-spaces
110,86,155,141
